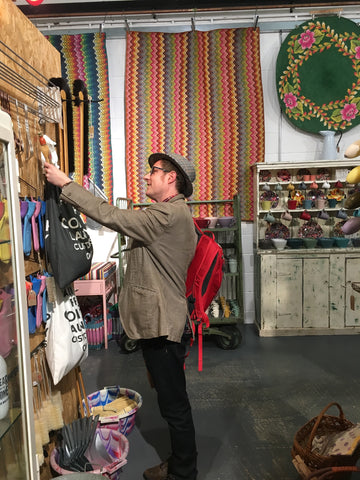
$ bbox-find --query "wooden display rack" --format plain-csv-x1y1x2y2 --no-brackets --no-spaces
0,1,84,479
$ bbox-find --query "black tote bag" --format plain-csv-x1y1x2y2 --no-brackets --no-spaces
45,182,93,288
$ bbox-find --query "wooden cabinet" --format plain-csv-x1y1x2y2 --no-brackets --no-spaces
255,250,360,336
253,160,360,336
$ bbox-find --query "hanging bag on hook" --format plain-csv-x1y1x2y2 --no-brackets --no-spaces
44,182,93,288
45,283,88,385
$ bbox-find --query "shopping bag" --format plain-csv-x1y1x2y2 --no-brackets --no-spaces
44,182,93,288
45,284,88,385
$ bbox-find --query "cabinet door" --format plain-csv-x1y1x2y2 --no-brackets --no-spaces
303,257,329,328
276,258,302,329
345,257,360,327
0,112,36,479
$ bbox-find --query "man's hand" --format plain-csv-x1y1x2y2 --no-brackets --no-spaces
43,162,72,188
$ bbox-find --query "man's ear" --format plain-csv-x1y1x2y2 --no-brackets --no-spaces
167,170,177,186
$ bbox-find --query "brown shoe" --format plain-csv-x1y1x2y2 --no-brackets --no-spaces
143,461,168,480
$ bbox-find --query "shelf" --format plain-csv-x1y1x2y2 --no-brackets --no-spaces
259,208,350,214
258,180,351,186
208,316,240,324
201,227,237,232
256,247,360,254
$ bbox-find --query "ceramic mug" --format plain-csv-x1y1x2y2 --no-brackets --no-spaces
328,198,337,208
262,183,271,191
261,200,272,210
302,199,312,209
281,210,292,221
318,209,329,220
315,198,326,209
264,212,275,223
303,174,311,181
288,199,297,210
300,210,311,221
228,258,237,273
337,209,348,220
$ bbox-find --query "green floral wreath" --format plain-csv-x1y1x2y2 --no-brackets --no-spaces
276,16,360,133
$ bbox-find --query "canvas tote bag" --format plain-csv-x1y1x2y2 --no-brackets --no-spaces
45,182,93,288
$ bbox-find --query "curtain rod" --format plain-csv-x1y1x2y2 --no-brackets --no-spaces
31,5,360,32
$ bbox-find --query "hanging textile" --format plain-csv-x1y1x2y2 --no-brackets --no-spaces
47,32,113,204
125,28,264,221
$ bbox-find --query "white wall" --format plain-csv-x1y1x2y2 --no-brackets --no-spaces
88,30,360,325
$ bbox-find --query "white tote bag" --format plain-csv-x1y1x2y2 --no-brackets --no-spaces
45,284,88,385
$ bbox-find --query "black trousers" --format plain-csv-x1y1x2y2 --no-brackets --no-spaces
140,336,198,480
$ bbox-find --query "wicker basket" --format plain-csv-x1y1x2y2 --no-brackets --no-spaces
292,402,360,479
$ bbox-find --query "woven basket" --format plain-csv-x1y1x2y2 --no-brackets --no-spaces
292,402,360,479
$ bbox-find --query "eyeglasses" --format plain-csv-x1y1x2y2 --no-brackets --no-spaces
150,166,170,175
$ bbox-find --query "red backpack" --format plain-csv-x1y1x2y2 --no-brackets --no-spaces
186,220,224,371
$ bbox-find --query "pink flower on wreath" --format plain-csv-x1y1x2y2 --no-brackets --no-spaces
299,30,315,50
284,92,298,109
355,46,360,60
341,103,358,121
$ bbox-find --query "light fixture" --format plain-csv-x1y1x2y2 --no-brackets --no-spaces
25,0,45,6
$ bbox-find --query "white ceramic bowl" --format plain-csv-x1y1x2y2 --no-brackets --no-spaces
218,216,235,228
271,238,287,250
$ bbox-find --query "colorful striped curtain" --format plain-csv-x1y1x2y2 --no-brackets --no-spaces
125,28,264,220
47,32,113,204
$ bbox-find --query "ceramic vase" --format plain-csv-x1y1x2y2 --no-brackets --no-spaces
319,130,337,160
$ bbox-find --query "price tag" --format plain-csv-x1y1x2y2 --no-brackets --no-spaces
28,289,37,307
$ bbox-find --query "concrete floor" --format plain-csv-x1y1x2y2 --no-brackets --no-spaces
81,325,360,480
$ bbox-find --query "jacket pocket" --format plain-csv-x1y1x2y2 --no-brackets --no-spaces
127,284,160,328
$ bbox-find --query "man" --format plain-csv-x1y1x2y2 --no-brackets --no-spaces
43,152,198,480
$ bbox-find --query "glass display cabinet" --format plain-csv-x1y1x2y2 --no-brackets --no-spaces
0,109,36,479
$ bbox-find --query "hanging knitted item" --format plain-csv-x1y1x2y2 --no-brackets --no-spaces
276,16,360,133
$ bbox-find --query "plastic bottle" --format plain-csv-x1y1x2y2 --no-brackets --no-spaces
0,354,9,419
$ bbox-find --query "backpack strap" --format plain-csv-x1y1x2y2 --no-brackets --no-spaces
197,322,204,371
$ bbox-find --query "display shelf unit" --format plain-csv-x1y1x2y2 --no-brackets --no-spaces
253,160,360,337
186,195,243,349
73,269,117,350
254,160,360,248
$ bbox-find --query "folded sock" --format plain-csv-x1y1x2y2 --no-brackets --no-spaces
38,200,46,250
23,200,36,256
20,200,28,235
28,276,41,334
31,200,41,252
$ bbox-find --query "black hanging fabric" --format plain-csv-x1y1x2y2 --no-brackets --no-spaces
73,79,89,176
49,77,75,173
